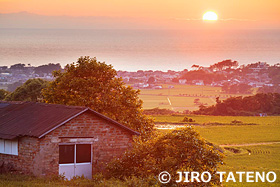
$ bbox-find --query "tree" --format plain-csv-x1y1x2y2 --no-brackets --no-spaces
107,127,223,186
238,83,252,94
10,63,26,70
193,93,280,116
0,89,9,100
5,78,48,102
191,64,200,70
147,76,155,84
193,98,200,105
181,70,226,85
258,85,280,94
222,83,252,94
42,56,154,139
210,60,238,71
34,63,62,75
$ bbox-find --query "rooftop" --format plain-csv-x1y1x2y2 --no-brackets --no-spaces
0,102,139,139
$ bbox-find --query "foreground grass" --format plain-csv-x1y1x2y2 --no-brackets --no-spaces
0,174,159,187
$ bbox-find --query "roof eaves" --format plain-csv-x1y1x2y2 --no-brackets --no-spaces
0,133,17,140
38,108,88,138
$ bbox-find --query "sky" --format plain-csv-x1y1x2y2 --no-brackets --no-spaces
1,0,280,29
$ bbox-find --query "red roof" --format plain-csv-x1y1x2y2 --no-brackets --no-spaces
0,102,139,139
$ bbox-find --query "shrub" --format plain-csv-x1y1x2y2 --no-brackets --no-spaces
143,108,177,115
107,127,224,186
231,120,243,124
182,117,195,122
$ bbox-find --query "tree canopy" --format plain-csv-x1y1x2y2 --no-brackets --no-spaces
34,63,62,75
10,63,26,70
42,56,154,139
180,70,225,85
5,78,48,102
210,59,238,71
222,83,252,94
193,93,280,116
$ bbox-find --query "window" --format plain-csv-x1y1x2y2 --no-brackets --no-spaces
59,144,91,164
59,145,74,164
0,139,18,155
76,144,91,163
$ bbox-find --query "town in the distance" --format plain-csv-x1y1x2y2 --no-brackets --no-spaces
1,59,279,95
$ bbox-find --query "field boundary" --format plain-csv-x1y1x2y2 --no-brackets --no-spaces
220,142,280,147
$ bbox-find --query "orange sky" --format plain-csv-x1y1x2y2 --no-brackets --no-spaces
1,0,280,29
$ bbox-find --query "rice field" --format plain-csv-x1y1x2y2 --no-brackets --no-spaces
153,114,280,186
139,84,253,111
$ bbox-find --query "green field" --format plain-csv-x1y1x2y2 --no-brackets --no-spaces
139,84,254,111
220,144,280,186
154,115,280,186
152,115,279,125
1,114,279,186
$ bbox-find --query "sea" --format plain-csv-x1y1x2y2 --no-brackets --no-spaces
0,29,279,71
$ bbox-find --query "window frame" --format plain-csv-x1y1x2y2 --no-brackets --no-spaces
58,143,92,166
0,139,18,156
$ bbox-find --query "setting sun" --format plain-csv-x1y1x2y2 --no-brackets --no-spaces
203,11,218,21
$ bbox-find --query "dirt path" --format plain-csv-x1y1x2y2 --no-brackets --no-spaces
220,142,280,147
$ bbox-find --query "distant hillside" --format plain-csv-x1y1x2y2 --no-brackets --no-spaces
0,12,156,29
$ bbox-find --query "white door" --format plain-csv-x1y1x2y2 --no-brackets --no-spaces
59,144,92,180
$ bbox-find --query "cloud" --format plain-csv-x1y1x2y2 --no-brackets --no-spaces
172,17,256,22
219,18,257,21
172,18,202,21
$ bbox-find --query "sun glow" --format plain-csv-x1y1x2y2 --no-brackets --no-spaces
203,11,218,21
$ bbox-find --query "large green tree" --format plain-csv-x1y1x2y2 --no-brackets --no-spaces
107,127,224,186
5,78,48,102
42,56,154,139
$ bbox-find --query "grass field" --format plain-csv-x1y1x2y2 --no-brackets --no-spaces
154,115,280,186
220,144,280,186
139,84,253,111
152,115,280,125
1,114,279,186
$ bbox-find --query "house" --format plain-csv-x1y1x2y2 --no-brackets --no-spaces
179,79,187,84
0,102,139,179
193,80,204,86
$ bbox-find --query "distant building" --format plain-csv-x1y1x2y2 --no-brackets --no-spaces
193,80,204,86
179,79,187,84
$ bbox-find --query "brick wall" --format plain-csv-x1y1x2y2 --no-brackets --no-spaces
0,136,40,174
0,111,135,176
